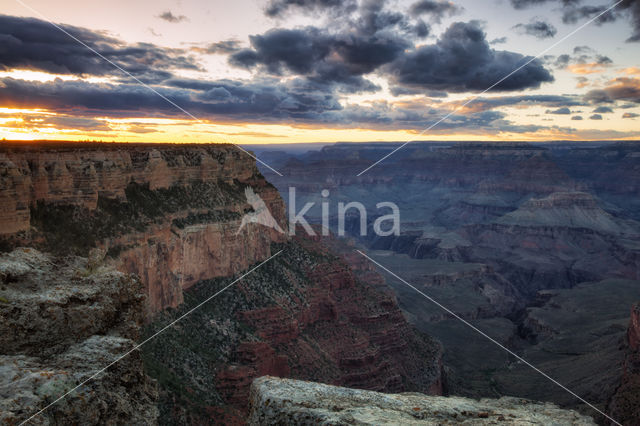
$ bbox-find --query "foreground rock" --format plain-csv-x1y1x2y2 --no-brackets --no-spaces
142,236,443,423
0,142,286,312
248,376,596,425
0,248,158,424
608,302,640,425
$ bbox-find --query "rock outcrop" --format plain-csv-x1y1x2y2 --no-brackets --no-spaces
608,303,640,425
142,236,444,423
0,143,286,312
248,376,596,425
0,247,158,425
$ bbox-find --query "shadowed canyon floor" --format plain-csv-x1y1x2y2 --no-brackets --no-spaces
259,140,640,424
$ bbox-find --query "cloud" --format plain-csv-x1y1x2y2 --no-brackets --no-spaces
490,36,508,45
157,11,188,23
623,112,639,118
554,54,571,68
456,94,582,112
567,63,608,74
409,0,463,23
593,106,613,113
590,113,603,120
547,107,572,114
0,76,343,122
0,73,564,135
230,28,333,74
228,25,406,93
388,21,553,93
584,77,640,103
571,115,583,120
509,0,640,42
197,40,242,54
1,113,112,131
513,19,557,39
552,46,613,74
0,15,199,81
561,4,618,26
264,0,356,17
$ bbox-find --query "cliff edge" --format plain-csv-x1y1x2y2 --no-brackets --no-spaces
248,376,596,425
0,247,158,425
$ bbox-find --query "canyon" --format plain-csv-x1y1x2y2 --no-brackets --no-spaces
257,140,640,424
0,142,286,312
0,142,441,424
2,140,638,424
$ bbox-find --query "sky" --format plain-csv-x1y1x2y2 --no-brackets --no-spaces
1,0,639,144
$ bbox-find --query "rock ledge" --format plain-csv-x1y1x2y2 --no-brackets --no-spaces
248,376,596,425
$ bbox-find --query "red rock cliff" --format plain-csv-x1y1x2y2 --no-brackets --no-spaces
608,303,640,425
0,142,286,312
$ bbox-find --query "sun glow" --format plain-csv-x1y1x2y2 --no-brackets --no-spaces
0,69,112,83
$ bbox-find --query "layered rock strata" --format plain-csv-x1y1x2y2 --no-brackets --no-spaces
608,303,640,425
0,247,158,425
0,143,286,312
248,376,596,425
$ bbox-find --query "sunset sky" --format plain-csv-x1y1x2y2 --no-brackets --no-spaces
1,0,639,144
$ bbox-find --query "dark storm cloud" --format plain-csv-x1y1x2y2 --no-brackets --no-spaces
621,0,640,41
593,106,613,113
590,113,603,119
584,77,640,103
554,54,571,68
571,115,583,120
230,28,333,74
389,86,449,96
387,21,554,93
200,40,242,54
509,0,640,42
547,107,572,114
551,46,612,70
561,4,618,26
414,20,431,37
510,0,585,10
409,0,463,23
0,73,556,134
513,19,557,39
461,94,582,111
229,25,408,93
233,0,438,92
356,0,419,36
0,76,343,121
490,36,508,45
157,11,188,23
264,0,357,17
0,15,199,79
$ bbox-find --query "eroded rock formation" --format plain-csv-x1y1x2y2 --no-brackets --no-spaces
608,303,640,425
142,236,444,423
0,248,158,425
248,376,596,425
0,143,286,312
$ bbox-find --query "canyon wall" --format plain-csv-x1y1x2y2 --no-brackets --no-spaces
0,142,445,424
0,143,286,312
608,303,640,425
0,248,158,424
142,235,444,423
